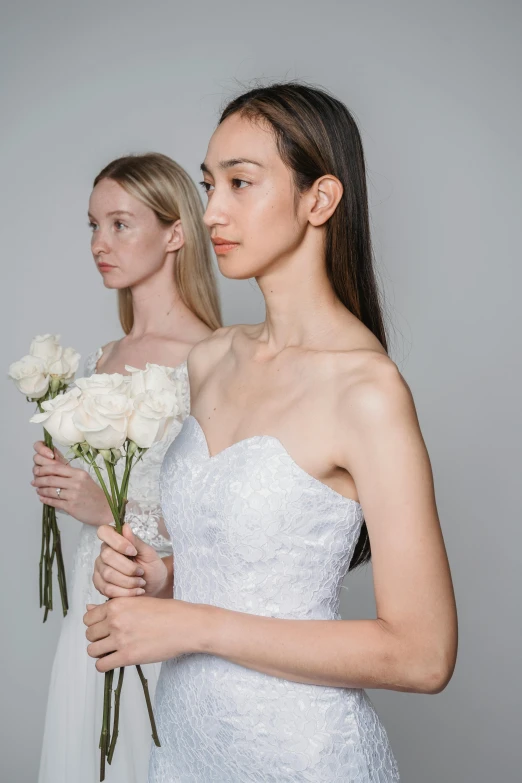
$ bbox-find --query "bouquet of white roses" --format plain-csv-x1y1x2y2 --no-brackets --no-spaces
8,334,81,620
31,362,186,780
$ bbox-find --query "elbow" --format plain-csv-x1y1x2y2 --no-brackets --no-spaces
403,644,457,695
385,627,457,695
413,660,454,695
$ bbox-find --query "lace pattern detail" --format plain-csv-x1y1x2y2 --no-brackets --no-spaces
150,416,400,782
125,499,171,556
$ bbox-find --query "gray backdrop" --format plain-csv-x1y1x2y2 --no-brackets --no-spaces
1,1,521,781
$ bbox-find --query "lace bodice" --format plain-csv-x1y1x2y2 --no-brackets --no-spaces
149,415,400,782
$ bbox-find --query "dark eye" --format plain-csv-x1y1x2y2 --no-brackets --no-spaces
231,179,249,190
199,181,214,195
88,221,98,231
114,220,126,230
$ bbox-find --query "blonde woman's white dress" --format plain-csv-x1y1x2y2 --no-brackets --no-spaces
38,348,189,783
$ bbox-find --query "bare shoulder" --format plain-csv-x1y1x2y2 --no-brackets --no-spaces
186,325,242,383
95,340,119,370
330,350,417,432
188,325,237,363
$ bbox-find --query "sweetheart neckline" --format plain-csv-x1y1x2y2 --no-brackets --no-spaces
187,414,362,511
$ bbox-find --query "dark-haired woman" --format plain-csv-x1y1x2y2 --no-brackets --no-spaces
87,84,458,781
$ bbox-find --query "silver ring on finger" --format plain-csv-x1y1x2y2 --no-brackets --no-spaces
56,487,62,497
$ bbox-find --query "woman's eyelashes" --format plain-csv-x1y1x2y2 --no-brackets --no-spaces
88,220,127,231
199,178,251,196
231,178,250,190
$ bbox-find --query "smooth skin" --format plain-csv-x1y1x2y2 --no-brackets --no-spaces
86,114,458,695
32,178,211,527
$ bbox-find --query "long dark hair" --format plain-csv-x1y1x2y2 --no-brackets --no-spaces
220,83,388,570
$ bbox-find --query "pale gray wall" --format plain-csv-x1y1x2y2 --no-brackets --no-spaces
1,1,521,781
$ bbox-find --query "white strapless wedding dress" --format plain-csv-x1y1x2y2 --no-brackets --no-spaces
38,349,190,783
149,415,400,782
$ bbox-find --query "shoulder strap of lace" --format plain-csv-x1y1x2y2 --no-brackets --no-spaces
171,360,190,417
83,347,103,378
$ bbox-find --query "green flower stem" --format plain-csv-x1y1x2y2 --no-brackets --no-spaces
104,460,121,515
39,503,47,608
46,528,55,612
120,449,134,502
43,503,52,622
105,668,114,755
37,423,68,619
82,454,119,524
107,667,125,765
49,506,68,615
54,523,69,614
136,665,161,747
99,667,111,782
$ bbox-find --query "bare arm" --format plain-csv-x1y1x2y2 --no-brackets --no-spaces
198,362,457,693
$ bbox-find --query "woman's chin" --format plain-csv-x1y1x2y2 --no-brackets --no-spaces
216,256,265,281
102,278,126,290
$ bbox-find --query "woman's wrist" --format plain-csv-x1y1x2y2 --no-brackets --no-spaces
154,555,174,599
96,505,117,527
190,603,225,655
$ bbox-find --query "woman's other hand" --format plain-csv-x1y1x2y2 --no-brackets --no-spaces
31,440,113,525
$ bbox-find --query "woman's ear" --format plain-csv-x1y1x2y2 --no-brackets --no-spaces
307,175,343,227
165,219,185,253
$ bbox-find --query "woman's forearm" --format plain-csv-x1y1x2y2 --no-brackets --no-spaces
196,605,451,695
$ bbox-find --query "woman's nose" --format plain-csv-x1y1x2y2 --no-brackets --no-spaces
91,231,110,256
203,194,228,229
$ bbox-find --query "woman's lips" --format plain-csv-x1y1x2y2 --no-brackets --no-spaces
98,263,115,272
212,238,239,254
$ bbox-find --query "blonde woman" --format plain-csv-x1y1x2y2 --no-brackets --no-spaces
33,153,221,783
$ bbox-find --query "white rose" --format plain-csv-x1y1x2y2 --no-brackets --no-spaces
47,346,81,380
127,389,180,448
8,355,50,399
125,363,178,397
30,387,84,445
30,334,62,366
48,355,70,377
62,347,81,381
73,392,133,449
75,372,130,397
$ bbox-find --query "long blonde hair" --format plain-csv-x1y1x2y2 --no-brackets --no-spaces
93,153,222,332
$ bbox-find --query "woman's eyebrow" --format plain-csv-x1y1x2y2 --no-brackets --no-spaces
87,210,134,220
200,158,264,174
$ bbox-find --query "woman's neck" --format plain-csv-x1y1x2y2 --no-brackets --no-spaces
255,239,352,355
126,267,193,340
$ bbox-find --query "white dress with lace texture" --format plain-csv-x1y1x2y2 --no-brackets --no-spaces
38,348,190,783
149,415,400,782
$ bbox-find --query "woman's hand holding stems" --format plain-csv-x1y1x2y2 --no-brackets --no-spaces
32,441,114,526
86,524,205,672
